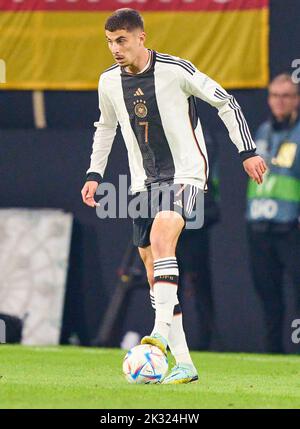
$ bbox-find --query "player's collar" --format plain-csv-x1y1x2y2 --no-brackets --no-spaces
137,50,151,74
121,50,155,76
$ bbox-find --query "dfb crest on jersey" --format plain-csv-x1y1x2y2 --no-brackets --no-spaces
134,100,148,118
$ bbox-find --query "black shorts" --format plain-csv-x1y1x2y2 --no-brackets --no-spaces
132,183,204,248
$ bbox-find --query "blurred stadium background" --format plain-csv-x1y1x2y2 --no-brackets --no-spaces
0,0,299,354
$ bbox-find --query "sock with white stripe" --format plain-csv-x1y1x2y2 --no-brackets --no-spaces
151,257,179,340
150,290,193,365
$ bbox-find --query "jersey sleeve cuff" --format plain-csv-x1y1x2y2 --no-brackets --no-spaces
239,149,257,162
86,172,103,184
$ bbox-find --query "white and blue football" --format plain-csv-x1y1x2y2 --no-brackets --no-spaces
123,344,168,384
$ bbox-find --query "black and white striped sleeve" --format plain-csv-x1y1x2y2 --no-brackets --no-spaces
181,64,256,158
86,74,118,183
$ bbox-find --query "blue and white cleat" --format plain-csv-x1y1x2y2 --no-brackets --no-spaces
140,333,168,356
162,363,198,384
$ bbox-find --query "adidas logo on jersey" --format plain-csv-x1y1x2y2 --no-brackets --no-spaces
134,88,144,96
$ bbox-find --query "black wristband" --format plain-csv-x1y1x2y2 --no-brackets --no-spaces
85,172,103,184
239,149,258,162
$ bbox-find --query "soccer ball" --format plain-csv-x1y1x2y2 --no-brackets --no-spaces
123,344,168,384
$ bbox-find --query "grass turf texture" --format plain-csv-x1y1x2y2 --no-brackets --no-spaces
0,345,300,409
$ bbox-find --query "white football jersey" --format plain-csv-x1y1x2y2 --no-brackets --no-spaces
87,50,256,193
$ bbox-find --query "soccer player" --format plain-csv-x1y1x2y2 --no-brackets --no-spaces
81,8,267,384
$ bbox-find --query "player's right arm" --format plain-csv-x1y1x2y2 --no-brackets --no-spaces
81,74,118,208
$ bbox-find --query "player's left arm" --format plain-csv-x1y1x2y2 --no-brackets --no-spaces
180,63,267,184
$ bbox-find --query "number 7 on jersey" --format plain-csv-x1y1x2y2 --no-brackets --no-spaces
139,121,149,144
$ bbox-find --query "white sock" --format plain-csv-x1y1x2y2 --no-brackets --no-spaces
150,288,193,365
150,291,194,366
151,257,179,340
168,312,194,366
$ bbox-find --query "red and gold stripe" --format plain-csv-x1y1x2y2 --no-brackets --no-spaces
0,0,269,90
0,0,268,12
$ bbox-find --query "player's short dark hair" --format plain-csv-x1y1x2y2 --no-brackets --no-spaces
105,9,144,32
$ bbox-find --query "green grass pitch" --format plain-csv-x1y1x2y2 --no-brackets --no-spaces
0,345,300,409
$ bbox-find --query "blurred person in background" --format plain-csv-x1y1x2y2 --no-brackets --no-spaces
246,73,300,353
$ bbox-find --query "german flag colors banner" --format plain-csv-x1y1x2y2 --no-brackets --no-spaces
0,0,269,90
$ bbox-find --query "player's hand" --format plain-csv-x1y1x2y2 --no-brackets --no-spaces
243,156,267,185
81,181,100,208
